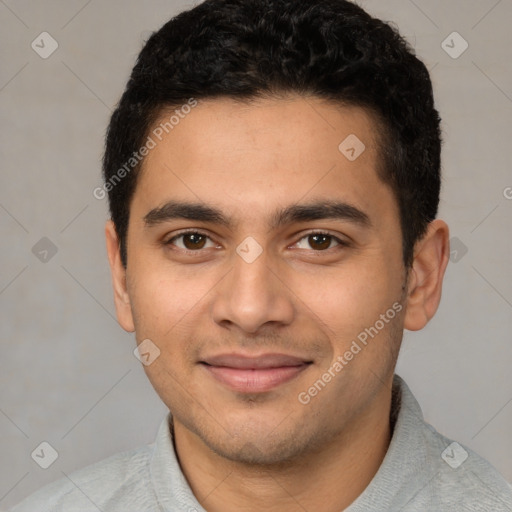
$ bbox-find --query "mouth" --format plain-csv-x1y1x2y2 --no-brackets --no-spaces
199,353,313,393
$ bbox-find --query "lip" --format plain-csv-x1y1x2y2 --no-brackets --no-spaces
200,353,312,393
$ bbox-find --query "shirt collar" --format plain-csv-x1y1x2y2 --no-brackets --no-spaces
150,413,206,511
345,374,433,511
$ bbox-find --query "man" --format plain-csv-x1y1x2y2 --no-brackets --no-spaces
12,0,512,510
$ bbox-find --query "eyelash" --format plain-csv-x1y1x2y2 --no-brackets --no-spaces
164,229,349,255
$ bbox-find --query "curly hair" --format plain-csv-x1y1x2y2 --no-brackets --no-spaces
103,0,442,268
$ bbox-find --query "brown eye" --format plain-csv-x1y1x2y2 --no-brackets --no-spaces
167,232,215,251
293,232,344,251
308,234,332,250
182,233,207,250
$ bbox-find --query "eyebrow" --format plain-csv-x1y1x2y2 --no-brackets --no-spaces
143,199,371,230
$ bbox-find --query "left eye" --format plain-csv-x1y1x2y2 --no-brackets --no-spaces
294,233,342,251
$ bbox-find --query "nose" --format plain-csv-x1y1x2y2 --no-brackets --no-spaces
211,244,295,334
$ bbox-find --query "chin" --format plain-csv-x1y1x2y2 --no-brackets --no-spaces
197,418,315,468
208,436,306,467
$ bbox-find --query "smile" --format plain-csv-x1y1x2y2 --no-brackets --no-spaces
199,353,312,393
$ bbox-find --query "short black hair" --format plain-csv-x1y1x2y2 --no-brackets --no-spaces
103,0,442,268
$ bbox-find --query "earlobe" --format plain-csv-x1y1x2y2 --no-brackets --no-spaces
105,221,135,332
403,219,450,331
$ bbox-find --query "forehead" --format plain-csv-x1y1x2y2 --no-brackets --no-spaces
132,96,396,229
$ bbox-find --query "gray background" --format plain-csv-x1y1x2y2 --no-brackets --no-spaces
1,0,511,508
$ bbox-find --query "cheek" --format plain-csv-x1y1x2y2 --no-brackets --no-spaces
127,264,196,337
292,257,400,348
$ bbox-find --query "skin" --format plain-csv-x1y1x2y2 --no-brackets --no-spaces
105,95,450,512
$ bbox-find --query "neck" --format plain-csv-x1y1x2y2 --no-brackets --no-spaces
173,384,393,512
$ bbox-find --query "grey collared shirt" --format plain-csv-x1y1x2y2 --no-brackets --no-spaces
10,375,512,511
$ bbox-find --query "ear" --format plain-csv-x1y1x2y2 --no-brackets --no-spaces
105,220,135,332
403,219,450,331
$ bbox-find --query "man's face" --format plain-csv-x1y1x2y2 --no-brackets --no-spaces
117,96,408,464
